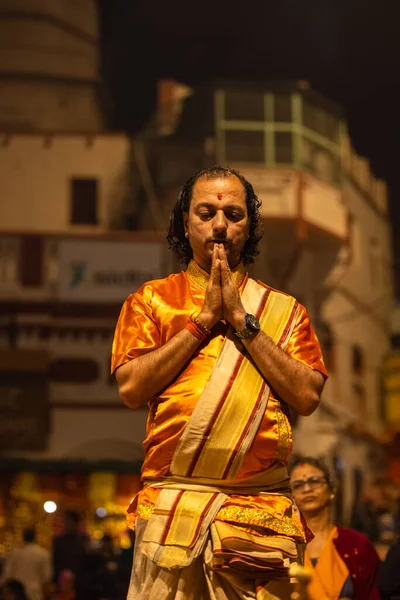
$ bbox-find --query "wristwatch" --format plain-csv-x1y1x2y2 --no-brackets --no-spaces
235,313,261,339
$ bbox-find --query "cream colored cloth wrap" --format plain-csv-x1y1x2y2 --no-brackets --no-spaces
129,515,298,600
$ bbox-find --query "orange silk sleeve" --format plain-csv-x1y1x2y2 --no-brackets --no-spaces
111,284,161,375
285,304,328,378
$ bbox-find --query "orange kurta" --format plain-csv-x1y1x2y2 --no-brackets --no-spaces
111,260,327,540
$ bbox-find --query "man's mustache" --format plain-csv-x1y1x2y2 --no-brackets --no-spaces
208,236,230,243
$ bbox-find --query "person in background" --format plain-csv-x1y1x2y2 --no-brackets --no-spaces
52,511,88,600
2,529,52,600
118,530,135,599
351,478,390,546
97,535,119,600
290,456,381,600
50,571,75,600
2,580,30,600
79,535,119,600
379,537,400,600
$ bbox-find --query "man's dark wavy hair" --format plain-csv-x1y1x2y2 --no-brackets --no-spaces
167,166,263,265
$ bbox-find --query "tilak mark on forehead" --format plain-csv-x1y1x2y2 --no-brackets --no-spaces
217,193,222,200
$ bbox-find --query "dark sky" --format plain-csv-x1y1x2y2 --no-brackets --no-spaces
98,0,400,290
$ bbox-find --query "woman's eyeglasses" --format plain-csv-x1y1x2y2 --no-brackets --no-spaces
291,476,327,491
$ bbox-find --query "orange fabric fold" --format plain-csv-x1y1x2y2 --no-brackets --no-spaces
304,526,349,600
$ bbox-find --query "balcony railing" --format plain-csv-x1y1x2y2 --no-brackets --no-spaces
215,88,344,188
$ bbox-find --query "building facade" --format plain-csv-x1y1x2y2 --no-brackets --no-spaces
382,305,400,489
0,132,176,551
0,0,102,132
0,1,177,548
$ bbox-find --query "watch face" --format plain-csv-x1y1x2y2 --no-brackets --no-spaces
246,314,260,332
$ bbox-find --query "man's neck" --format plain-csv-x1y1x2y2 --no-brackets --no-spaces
193,259,211,274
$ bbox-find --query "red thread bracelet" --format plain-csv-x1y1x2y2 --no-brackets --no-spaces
190,314,212,337
185,320,207,341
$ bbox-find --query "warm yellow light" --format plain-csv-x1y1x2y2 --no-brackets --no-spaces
43,501,57,514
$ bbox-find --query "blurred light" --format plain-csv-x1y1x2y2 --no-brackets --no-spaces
43,501,57,514
96,507,107,518
120,532,132,550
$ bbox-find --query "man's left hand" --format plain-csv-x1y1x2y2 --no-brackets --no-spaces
218,244,246,331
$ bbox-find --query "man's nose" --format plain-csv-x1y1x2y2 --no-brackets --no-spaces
213,211,227,232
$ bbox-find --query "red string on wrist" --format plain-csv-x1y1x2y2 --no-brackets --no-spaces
185,320,207,341
190,313,212,337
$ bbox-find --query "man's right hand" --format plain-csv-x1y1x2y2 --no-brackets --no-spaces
198,243,223,329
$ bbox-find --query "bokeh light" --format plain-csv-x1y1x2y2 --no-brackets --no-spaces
43,501,57,514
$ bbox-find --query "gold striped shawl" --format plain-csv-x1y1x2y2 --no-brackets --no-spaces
171,279,298,480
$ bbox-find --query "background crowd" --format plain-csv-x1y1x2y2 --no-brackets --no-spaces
0,511,135,600
1,464,400,600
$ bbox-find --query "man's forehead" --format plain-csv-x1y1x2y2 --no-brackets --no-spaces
192,176,245,201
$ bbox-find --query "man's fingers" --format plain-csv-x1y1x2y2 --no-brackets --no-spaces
210,244,221,283
219,244,228,264
219,245,231,281
210,243,217,272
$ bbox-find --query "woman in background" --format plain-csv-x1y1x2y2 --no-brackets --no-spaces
290,457,381,600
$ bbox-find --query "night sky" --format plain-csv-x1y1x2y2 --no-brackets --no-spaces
98,0,400,294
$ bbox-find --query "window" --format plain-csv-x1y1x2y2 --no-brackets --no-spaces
225,130,264,163
348,214,362,267
381,258,392,291
352,382,366,418
275,132,293,163
70,178,98,225
392,334,400,350
352,345,364,375
351,345,367,418
369,238,380,288
19,235,43,286
274,94,292,122
318,322,335,372
224,91,264,121
303,102,339,141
